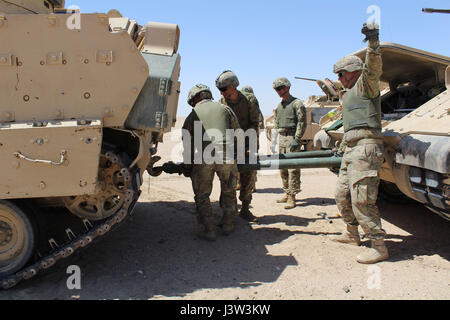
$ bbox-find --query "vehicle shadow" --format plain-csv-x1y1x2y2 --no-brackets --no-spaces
95,200,301,299
296,197,336,207
257,213,340,227
254,188,284,194
375,199,450,263
5,197,446,299
9,200,307,299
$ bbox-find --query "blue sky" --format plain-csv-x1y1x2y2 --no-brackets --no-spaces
71,0,450,116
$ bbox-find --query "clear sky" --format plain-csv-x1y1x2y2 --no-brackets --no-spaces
71,0,449,116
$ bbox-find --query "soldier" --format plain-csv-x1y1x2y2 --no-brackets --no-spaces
182,84,240,241
216,71,261,222
241,86,265,193
241,86,265,136
273,77,307,209
330,23,389,264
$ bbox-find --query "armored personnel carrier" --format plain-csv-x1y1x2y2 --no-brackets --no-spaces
314,42,450,221
0,0,181,288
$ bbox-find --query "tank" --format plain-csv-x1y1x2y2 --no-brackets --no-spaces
0,1,181,288
314,42,450,221
265,77,343,152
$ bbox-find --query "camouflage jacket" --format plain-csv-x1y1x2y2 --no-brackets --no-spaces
343,38,383,143
358,38,383,99
274,96,307,142
220,91,261,132
241,91,265,130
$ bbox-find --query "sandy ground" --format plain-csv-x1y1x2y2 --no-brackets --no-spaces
1,120,449,300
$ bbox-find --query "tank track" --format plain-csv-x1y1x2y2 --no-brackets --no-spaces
409,167,450,221
1,151,140,290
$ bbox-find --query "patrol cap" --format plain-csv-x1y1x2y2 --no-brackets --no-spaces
241,86,254,94
187,84,212,106
215,70,240,90
273,77,291,89
333,55,363,73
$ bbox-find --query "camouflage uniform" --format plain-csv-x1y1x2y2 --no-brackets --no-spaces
241,86,265,132
240,86,265,192
183,86,241,239
334,32,386,241
220,91,261,205
274,96,307,196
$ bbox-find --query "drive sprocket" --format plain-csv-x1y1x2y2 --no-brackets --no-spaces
63,151,132,221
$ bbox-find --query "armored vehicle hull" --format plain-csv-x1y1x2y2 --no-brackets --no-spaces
0,2,181,288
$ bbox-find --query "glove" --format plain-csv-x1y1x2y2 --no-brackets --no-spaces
334,140,347,157
289,139,300,152
361,22,379,43
181,164,192,178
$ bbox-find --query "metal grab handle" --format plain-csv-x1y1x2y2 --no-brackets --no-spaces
14,150,68,166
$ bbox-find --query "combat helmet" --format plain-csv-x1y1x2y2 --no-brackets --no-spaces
333,55,364,73
241,86,254,94
216,70,240,90
188,84,213,106
273,77,291,89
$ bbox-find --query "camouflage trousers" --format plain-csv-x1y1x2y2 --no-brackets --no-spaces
239,170,257,203
279,135,301,196
335,140,386,240
191,163,238,225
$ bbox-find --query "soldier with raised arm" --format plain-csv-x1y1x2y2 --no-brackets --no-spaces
330,23,389,264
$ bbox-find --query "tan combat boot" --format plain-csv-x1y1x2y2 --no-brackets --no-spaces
239,202,258,222
356,240,389,264
277,194,289,203
198,218,217,242
284,195,296,210
329,225,361,246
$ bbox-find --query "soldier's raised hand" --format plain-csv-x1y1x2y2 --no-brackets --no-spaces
361,22,379,42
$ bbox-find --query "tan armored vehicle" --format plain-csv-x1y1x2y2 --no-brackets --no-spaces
265,78,343,152
0,0,181,288
314,42,450,220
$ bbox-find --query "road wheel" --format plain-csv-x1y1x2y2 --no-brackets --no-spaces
0,200,36,278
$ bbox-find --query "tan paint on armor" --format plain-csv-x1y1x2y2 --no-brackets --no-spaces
142,22,180,56
0,0,62,14
0,13,148,127
0,120,102,199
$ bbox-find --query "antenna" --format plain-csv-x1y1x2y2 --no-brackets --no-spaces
422,8,450,14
